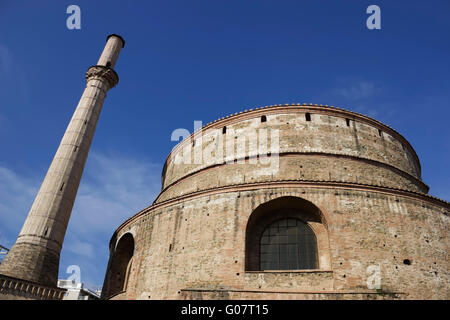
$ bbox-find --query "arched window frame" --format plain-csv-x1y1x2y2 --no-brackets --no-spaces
245,196,331,272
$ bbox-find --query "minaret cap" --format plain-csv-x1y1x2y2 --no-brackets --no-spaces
107,34,125,48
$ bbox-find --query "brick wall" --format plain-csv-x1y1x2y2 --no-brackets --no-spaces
103,106,448,300
108,187,448,300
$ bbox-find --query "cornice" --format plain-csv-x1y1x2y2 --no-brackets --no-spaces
111,179,449,241
156,151,429,204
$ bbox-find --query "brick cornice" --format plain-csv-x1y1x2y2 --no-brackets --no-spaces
111,179,449,242
157,151,429,204
162,104,422,181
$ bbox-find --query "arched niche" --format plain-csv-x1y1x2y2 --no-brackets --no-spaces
245,196,331,271
103,233,134,298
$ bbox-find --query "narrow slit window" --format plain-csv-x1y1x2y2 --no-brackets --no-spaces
346,118,350,127
305,113,311,121
261,115,267,123
378,129,383,137
60,182,65,191
222,126,227,134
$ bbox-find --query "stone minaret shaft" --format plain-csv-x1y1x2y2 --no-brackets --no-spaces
0,34,125,287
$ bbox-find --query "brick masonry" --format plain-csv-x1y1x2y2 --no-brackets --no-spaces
102,105,449,300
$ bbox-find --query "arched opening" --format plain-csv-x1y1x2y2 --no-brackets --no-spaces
104,233,134,297
245,196,330,271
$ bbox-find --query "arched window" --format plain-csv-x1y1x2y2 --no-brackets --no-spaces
245,196,330,271
260,218,317,270
102,233,134,298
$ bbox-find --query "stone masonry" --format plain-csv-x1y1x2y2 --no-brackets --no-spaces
0,34,125,289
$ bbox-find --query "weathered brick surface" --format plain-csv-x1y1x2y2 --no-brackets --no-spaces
103,106,449,300
158,155,427,203
162,108,422,190
109,187,448,300
0,243,60,286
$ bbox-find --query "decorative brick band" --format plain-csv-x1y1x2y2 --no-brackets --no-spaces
112,179,449,241
163,104,422,177
156,151,430,204
0,274,66,300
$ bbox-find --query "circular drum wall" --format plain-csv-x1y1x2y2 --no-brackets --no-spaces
101,104,449,300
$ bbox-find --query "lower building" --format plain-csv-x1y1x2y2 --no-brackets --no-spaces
57,280,100,300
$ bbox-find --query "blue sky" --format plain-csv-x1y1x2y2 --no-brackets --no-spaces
0,1,449,290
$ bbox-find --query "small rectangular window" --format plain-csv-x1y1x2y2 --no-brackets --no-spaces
305,113,311,121
346,118,350,127
261,115,267,122
222,126,226,134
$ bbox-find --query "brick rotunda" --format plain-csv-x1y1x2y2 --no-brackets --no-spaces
101,103,449,300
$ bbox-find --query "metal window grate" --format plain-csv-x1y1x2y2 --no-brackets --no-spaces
260,219,318,270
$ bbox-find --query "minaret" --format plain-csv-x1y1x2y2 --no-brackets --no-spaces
0,34,125,287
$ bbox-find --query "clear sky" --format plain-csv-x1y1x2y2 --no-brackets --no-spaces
0,0,449,290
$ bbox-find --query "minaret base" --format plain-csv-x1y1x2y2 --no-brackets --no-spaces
0,242,59,287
